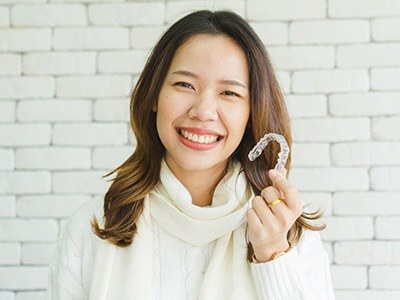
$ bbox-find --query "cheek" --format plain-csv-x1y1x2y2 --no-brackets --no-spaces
222,104,250,134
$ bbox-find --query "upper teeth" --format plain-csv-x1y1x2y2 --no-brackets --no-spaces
180,129,219,144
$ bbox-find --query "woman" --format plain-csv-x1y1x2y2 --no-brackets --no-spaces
48,10,335,300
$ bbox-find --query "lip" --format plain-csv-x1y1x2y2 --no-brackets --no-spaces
176,127,223,151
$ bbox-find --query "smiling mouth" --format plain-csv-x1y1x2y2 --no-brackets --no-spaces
178,129,222,144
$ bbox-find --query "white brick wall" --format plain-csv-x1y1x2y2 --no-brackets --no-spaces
0,0,399,297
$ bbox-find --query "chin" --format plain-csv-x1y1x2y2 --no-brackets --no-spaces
166,154,228,173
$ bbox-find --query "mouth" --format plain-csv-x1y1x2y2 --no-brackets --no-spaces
177,128,223,145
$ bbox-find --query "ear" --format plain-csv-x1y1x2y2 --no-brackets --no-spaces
152,102,157,112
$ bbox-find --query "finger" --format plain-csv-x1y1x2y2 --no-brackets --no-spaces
260,186,289,220
252,195,276,225
268,169,300,210
280,167,287,178
246,207,262,229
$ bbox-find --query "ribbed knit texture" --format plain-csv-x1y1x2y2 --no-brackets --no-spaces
47,160,335,299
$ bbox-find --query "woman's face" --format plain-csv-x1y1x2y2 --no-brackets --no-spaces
156,34,250,175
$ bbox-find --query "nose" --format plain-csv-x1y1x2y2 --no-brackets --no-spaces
188,92,218,122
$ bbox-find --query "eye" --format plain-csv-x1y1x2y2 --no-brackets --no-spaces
175,82,195,90
222,90,240,97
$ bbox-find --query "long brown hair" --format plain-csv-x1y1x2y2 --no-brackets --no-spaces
92,10,324,259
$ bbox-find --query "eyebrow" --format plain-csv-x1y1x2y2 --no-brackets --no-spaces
171,70,247,89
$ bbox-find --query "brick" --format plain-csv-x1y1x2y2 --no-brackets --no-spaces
89,3,164,26
93,99,130,121
0,28,51,52
53,123,128,146
333,192,400,216
56,75,131,98
0,292,13,300
16,291,46,300
166,0,245,24
11,4,86,27
0,149,13,171
301,192,332,216
98,50,149,74
0,196,16,217
334,241,400,265
1,0,46,2
372,18,400,41
0,6,9,27
0,54,21,75
330,92,400,116
22,243,57,265
292,118,370,142
289,167,369,192
277,71,290,94
0,77,54,99
15,147,91,170
247,0,326,21
249,22,288,45
59,219,68,234
286,95,327,117
0,101,15,122
337,44,400,68
290,20,369,44
0,266,48,289
51,0,123,2
0,124,51,146
53,171,111,194
0,219,57,242
268,46,334,70
0,243,20,265
371,167,400,191
331,265,367,289
329,0,400,18
291,143,330,166
370,266,400,289
321,217,373,241
18,195,89,218
53,27,129,50
372,117,400,140
371,68,400,91
376,217,400,239
335,290,400,300
131,26,165,49
93,146,133,169
292,70,369,93
17,99,91,122
332,142,400,166
0,172,50,194
23,52,96,75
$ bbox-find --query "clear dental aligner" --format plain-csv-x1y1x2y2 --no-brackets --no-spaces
248,133,290,171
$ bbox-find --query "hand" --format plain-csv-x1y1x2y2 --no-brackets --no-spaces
246,168,303,262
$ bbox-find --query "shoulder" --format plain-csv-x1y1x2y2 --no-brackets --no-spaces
61,198,104,253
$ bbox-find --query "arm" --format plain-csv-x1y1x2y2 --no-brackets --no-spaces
246,169,335,299
250,230,335,300
47,215,88,299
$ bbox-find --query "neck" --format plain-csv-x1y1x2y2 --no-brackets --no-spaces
164,159,228,207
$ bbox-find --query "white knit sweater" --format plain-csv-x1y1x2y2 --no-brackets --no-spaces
47,198,335,299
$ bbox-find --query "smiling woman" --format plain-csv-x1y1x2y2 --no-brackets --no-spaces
47,10,335,300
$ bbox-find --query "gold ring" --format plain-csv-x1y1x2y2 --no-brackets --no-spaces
267,198,283,208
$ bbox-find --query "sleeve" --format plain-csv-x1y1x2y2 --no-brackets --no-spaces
250,230,335,300
47,214,88,299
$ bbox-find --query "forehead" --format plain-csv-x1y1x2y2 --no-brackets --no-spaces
168,34,249,83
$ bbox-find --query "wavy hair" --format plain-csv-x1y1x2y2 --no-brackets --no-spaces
92,10,325,260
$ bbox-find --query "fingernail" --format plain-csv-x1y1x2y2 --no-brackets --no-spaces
269,169,278,178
